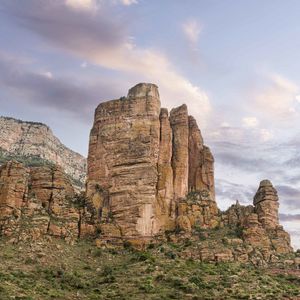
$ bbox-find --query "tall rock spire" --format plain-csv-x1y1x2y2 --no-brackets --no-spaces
188,116,215,200
86,83,216,240
87,83,162,238
169,104,189,200
253,179,279,229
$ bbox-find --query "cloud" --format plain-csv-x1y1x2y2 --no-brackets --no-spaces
242,117,259,128
80,62,88,68
215,179,256,209
119,0,137,5
220,122,230,128
1,1,210,127
255,72,299,121
207,124,274,146
41,71,53,79
277,185,300,210
259,128,273,142
182,19,202,49
0,52,119,121
214,150,271,173
279,213,300,222
64,0,137,11
65,0,98,11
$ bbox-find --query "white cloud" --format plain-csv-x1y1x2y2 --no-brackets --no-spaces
78,43,211,124
80,61,87,68
260,128,273,142
91,36,212,124
296,94,300,103
220,122,230,128
65,0,98,11
256,72,299,120
4,1,210,127
119,0,138,5
182,19,202,48
41,71,53,79
242,117,259,128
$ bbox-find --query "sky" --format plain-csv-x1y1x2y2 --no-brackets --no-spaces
0,0,299,248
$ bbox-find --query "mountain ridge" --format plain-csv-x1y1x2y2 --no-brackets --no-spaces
0,115,87,188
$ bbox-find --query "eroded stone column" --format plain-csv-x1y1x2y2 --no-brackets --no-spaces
253,180,279,229
87,83,161,238
170,104,189,200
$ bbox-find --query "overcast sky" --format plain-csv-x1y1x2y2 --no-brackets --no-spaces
0,0,299,249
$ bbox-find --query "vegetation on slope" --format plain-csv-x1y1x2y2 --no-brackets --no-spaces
0,237,299,300
0,150,84,189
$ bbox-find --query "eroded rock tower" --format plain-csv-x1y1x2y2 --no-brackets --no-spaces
86,83,216,240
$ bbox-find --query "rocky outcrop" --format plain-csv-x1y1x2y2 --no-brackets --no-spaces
29,165,79,240
188,116,215,200
0,161,80,242
0,161,29,236
87,83,218,242
157,108,175,228
87,83,162,239
0,116,86,188
221,181,293,255
253,180,279,229
0,83,293,263
176,190,219,231
170,105,189,200
86,83,292,259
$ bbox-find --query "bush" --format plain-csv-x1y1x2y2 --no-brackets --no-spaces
131,251,155,263
165,251,176,260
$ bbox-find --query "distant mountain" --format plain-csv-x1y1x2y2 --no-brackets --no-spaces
0,116,86,188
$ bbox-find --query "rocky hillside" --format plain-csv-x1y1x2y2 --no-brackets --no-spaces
0,83,298,271
0,116,86,188
85,83,293,260
0,238,299,299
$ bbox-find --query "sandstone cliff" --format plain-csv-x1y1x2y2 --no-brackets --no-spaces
0,161,80,242
85,83,293,258
0,116,86,188
0,83,295,266
87,83,216,242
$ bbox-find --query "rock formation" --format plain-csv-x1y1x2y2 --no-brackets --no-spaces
157,108,174,220
221,180,293,255
87,83,217,238
0,161,80,242
170,104,189,200
87,83,216,242
0,83,294,265
253,179,279,229
188,116,215,199
87,83,162,239
86,83,293,256
0,116,86,188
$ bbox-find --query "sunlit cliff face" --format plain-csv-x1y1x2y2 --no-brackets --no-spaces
0,0,300,248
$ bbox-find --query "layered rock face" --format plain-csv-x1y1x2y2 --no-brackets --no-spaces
87,83,162,238
0,161,29,235
86,82,292,257
87,83,216,240
188,116,215,199
0,117,86,188
170,105,189,200
253,180,279,229
0,82,294,263
221,180,292,255
0,161,80,242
